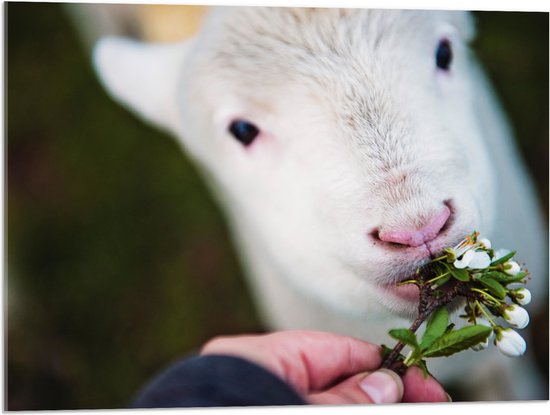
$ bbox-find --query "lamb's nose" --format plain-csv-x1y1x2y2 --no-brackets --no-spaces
376,205,451,248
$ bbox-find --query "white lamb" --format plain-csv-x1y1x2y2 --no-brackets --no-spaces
93,7,547,400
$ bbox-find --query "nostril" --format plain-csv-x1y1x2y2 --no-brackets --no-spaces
375,205,451,248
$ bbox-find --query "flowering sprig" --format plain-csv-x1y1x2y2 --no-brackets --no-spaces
381,231,531,375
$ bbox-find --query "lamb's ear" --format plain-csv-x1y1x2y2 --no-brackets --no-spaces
93,36,193,133
453,11,476,42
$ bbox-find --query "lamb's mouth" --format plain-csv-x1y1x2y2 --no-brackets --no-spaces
378,241,457,303
381,281,420,302
378,261,432,303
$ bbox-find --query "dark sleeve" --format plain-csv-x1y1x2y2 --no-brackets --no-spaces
131,354,307,408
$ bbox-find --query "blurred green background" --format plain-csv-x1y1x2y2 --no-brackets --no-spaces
5,3,548,410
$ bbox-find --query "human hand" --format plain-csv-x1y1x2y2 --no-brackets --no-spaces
201,330,449,404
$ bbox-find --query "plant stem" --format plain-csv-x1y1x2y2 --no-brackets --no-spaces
471,287,501,305
381,268,465,373
475,300,498,327
427,271,451,284
381,312,428,372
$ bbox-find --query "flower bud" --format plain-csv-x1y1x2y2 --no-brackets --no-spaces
503,305,530,329
471,337,490,351
478,237,491,250
513,288,531,306
444,247,457,262
504,261,521,276
495,328,526,357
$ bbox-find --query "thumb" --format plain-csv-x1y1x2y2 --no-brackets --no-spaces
308,369,403,405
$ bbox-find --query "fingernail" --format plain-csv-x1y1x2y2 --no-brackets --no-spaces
359,369,403,404
446,392,453,402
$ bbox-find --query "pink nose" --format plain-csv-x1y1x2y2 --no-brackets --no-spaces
377,205,451,247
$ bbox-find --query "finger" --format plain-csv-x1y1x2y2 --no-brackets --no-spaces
309,369,403,405
401,365,450,403
201,330,382,394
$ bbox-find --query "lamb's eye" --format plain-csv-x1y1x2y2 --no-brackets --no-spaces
435,39,453,71
228,120,260,146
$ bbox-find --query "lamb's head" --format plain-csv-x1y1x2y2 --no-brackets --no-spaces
94,8,497,319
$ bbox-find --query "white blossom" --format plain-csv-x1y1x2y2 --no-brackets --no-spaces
495,329,526,357
504,261,521,276
450,233,492,269
514,288,531,306
503,305,530,329
453,249,491,269
450,235,477,258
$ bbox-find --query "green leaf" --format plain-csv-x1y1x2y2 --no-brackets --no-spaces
477,277,507,300
416,359,430,379
481,271,527,285
423,325,492,358
479,271,511,283
429,261,447,276
420,307,449,350
450,267,470,282
389,328,419,351
504,272,528,284
432,274,451,288
490,251,516,266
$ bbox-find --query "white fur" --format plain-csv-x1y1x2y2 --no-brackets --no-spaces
93,8,547,399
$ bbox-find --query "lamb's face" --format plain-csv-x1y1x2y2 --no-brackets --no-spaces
95,8,498,319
